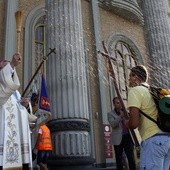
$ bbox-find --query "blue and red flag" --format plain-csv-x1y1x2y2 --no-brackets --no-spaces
39,75,51,113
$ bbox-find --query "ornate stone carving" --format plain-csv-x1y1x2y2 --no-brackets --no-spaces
47,120,90,132
98,0,143,24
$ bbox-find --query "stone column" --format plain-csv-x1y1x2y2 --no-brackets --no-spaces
4,0,18,60
141,0,170,87
45,0,94,167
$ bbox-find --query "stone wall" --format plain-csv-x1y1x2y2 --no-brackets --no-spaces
81,0,147,166
0,0,148,167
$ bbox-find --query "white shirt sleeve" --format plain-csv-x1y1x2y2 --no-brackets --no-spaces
0,63,20,105
38,128,43,134
8,63,15,74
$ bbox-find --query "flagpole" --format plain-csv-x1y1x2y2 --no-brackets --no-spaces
22,48,56,97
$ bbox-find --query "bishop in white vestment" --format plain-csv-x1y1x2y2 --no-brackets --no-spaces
0,54,32,170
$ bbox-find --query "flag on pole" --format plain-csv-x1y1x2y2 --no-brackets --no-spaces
39,75,51,113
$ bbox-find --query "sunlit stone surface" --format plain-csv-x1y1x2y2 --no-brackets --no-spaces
45,0,93,166
141,0,170,87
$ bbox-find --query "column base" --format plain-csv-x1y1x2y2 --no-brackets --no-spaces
47,156,95,169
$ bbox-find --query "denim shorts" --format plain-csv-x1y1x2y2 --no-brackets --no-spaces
140,134,170,170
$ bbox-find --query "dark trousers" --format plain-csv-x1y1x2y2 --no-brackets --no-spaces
114,133,136,170
37,150,52,164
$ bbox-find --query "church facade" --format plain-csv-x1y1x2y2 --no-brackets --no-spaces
0,0,170,169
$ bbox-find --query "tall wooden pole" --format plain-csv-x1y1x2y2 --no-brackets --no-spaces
15,11,23,53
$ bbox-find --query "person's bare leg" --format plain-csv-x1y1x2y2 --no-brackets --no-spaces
39,163,48,170
122,157,129,170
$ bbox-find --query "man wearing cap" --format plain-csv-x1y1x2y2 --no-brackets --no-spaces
0,53,32,170
125,65,170,170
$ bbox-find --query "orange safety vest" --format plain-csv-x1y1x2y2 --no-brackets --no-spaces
36,125,52,150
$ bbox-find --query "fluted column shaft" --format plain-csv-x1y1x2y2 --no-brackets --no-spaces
45,0,93,165
141,0,170,87
46,0,89,120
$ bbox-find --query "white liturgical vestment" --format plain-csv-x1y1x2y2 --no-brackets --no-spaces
0,63,32,169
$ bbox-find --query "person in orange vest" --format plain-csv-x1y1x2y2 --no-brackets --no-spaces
33,123,52,170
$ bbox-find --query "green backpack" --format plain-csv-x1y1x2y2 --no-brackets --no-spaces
141,85,170,133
